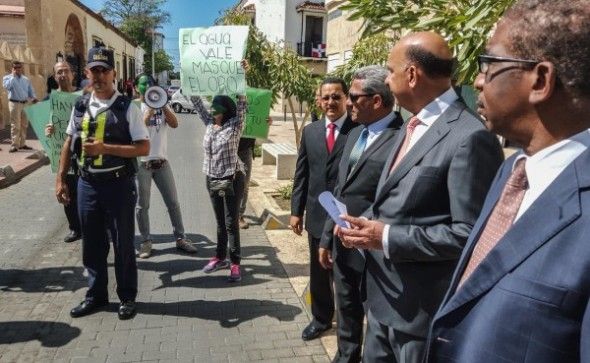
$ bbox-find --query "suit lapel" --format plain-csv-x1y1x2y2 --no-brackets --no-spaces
374,102,465,205
438,151,590,318
338,126,361,189
345,114,402,187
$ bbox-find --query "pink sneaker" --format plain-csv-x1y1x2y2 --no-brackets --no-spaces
228,264,241,282
202,257,229,273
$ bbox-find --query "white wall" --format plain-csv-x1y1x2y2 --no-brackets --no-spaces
255,0,286,45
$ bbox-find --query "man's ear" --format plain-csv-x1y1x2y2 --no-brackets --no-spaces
530,61,556,105
407,64,418,89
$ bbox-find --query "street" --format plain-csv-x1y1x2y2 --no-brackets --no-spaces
0,113,327,362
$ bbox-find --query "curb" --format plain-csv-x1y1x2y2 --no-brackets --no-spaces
0,151,49,189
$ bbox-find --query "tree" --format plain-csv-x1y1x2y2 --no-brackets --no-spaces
100,0,172,76
341,0,516,84
330,33,392,84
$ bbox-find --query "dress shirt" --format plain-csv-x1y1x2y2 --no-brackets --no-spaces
513,129,590,221
2,74,36,101
325,112,348,141
382,87,458,259
364,110,397,151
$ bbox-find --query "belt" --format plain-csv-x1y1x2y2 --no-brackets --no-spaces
79,167,131,182
141,159,167,170
9,99,27,104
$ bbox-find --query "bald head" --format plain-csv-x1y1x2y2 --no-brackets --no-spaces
392,32,454,79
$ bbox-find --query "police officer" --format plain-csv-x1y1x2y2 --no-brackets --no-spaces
55,46,150,320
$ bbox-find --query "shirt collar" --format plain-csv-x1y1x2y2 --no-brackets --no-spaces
366,110,396,134
415,87,458,126
326,112,348,130
91,90,121,107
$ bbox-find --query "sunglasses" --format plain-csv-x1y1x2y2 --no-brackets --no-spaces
348,93,375,103
321,94,344,102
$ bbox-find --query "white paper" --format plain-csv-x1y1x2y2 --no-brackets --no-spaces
318,191,350,228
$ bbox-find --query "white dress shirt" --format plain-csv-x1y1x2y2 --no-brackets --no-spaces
514,129,590,221
383,88,458,258
325,112,348,141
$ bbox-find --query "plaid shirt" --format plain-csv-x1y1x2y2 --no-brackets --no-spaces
191,95,247,178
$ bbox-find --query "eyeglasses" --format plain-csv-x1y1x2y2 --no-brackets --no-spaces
348,93,375,103
478,55,539,75
321,94,344,102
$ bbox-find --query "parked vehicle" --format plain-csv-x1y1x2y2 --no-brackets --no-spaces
169,89,196,113
166,86,180,99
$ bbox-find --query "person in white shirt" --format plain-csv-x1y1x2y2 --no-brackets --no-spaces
134,74,196,258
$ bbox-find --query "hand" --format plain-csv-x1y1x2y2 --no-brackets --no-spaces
289,215,303,236
336,215,385,250
45,124,54,137
31,98,38,104
241,59,250,72
267,116,273,126
82,138,105,156
56,180,70,205
318,247,333,270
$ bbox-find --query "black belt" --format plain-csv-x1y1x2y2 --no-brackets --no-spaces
141,159,167,170
9,99,26,104
79,167,131,182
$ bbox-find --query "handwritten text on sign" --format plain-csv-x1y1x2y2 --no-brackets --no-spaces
179,26,248,96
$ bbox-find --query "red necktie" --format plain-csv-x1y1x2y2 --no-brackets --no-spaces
390,116,421,173
458,158,528,287
326,122,336,153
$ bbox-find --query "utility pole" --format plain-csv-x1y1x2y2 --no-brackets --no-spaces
151,29,156,79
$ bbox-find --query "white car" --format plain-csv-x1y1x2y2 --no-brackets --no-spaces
169,89,195,113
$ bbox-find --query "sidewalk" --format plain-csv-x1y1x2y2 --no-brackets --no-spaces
0,126,49,189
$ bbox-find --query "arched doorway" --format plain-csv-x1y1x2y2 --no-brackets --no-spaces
64,14,85,87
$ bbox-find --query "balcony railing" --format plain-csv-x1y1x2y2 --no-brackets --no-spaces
297,42,327,59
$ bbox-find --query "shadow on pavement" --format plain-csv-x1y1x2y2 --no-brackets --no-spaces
0,321,81,347
136,299,302,328
0,266,86,293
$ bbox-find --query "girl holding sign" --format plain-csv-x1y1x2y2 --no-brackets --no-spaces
189,60,249,282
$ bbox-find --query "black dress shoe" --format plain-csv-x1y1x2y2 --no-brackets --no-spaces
8,146,17,153
70,299,108,318
64,230,81,243
118,301,136,320
20,145,33,150
301,322,331,341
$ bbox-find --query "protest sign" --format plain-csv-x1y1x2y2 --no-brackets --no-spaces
179,26,249,96
25,91,80,172
242,87,272,139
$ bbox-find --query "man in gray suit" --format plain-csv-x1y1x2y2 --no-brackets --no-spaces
319,66,403,363
337,32,504,362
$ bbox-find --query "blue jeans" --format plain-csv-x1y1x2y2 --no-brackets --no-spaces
136,160,185,242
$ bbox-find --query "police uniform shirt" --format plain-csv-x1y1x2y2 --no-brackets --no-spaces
66,90,149,145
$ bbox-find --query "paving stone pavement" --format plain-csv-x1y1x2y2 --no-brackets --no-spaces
0,113,329,362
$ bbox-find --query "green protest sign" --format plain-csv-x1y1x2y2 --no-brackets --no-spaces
179,26,249,96
24,91,80,172
242,87,272,139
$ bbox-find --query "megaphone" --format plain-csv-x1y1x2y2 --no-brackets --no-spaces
144,85,168,109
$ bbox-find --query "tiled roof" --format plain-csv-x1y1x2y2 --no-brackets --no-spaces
296,1,326,12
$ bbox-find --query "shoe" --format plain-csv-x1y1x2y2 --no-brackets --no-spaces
239,217,249,229
63,230,81,243
228,264,242,282
20,145,32,150
8,146,17,153
118,301,136,320
138,240,152,259
176,238,197,253
301,322,331,341
202,257,229,273
70,299,108,318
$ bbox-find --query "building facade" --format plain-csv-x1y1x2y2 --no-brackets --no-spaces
325,0,363,73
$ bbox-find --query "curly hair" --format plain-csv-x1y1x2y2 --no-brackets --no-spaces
503,0,590,97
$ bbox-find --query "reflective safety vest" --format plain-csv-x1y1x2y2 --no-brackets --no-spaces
71,93,136,171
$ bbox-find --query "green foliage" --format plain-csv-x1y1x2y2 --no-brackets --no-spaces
340,0,516,84
253,144,262,158
144,49,174,75
331,33,392,84
275,182,294,200
215,6,252,26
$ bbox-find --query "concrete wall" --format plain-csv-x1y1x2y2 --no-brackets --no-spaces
0,16,26,46
326,0,363,72
255,0,287,45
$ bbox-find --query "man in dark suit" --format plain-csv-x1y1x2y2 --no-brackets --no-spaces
426,1,590,361
319,66,403,363
291,77,355,341
337,32,504,362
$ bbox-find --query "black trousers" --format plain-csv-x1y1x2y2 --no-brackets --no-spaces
309,234,334,327
207,173,244,264
64,174,80,233
333,247,365,363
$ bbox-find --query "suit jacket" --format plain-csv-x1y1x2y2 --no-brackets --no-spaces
320,112,404,269
291,115,355,238
426,150,590,362
364,99,504,336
